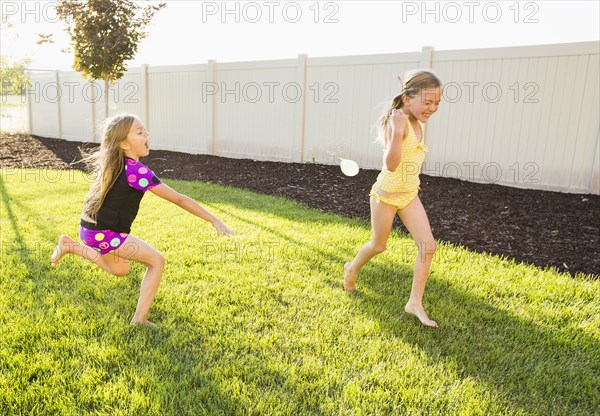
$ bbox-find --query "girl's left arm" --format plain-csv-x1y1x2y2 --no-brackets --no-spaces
150,183,235,236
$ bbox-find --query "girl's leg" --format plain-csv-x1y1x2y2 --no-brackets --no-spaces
397,196,438,327
113,235,165,325
51,234,164,324
51,235,130,276
344,196,398,291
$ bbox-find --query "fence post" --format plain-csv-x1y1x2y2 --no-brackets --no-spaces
420,45,434,68
142,64,150,131
56,70,62,139
295,54,308,163
26,72,32,134
590,128,600,194
419,46,435,163
208,59,216,155
90,80,97,142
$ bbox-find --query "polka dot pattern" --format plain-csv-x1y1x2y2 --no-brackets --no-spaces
79,226,128,255
374,121,429,194
125,159,161,192
370,185,419,211
370,120,429,210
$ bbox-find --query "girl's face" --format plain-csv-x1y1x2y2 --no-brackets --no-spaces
120,118,150,160
403,87,442,123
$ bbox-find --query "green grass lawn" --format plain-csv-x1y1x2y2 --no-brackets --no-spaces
1,169,598,416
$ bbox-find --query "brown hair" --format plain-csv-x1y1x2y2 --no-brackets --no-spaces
81,113,136,220
374,69,442,147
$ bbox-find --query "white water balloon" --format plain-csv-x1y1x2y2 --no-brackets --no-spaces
340,159,360,177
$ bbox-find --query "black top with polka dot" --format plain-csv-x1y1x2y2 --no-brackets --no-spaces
81,157,161,233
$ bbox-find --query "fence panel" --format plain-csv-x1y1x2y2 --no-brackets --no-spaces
425,42,600,193
303,53,421,169
26,41,600,194
28,71,60,139
148,65,212,154
213,60,298,162
57,71,92,141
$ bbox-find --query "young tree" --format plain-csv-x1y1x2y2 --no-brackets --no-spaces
0,57,31,96
41,0,166,119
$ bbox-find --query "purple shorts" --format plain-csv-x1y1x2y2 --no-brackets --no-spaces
79,226,128,255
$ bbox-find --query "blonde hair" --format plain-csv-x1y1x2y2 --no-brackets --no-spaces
81,113,136,220
374,69,442,147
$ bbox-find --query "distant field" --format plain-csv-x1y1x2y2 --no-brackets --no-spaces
0,95,28,133
0,95,27,107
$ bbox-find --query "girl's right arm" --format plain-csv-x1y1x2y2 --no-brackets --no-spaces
150,183,235,237
384,109,409,172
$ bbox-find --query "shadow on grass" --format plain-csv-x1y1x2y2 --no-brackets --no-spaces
357,260,600,415
168,178,358,225
4,175,598,414
184,181,600,414
0,176,35,266
0,179,246,415
178,180,369,265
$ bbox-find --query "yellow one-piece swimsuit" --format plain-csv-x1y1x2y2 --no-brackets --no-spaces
369,119,429,210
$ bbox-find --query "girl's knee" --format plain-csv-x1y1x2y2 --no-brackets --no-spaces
152,252,166,269
370,241,387,254
417,239,437,254
114,266,130,277
109,261,130,277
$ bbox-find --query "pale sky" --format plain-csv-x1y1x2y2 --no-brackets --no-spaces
2,0,599,70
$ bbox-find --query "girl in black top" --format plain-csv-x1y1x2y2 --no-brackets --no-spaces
51,113,235,325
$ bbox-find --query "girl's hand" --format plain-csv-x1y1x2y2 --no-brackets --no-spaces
390,108,409,133
211,218,236,237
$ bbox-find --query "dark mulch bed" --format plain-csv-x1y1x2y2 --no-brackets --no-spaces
2,133,599,278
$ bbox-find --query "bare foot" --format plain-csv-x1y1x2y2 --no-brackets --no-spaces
343,262,357,291
405,303,438,328
51,235,76,268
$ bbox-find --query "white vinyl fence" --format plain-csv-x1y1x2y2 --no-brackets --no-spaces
27,41,600,194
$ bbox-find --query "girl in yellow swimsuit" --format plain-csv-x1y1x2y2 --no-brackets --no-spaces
344,69,443,328
369,118,429,210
